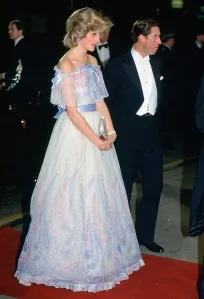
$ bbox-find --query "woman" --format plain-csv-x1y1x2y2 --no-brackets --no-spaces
14,7,144,292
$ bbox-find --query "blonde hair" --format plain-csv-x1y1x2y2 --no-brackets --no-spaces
63,7,113,48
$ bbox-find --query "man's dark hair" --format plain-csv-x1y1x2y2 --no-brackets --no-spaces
9,19,25,33
131,18,159,43
161,32,175,43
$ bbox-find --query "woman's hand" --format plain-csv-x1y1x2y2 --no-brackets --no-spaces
96,137,113,151
107,133,117,144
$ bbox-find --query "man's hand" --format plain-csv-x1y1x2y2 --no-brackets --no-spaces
21,119,27,129
0,73,5,80
0,82,5,90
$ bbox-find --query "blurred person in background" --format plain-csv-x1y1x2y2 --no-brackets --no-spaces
189,74,204,299
0,19,40,195
155,31,181,150
91,25,124,71
182,27,204,156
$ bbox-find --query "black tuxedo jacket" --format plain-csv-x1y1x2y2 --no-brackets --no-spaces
155,44,175,81
189,74,204,237
3,38,38,103
103,50,162,148
184,42,204,93
196,75,204,138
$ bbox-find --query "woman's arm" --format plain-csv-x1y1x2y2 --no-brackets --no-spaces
96,100,116,134
96,100,117,145
59,57,113,150
67,105,112,151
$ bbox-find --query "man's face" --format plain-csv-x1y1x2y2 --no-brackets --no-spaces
169,37,176,48
8,24,23,40
142,26,161,55
198,34,204,43
100,30,110,43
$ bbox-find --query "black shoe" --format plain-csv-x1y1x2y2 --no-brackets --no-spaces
140,241,164,253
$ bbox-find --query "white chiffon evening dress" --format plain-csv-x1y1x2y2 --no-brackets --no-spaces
14,63,144,292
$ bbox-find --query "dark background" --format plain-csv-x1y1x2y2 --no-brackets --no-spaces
1,0,204,45
1,0,204,109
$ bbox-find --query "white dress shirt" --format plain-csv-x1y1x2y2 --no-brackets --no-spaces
131,48,157,116
14,36,24,46
96,42,110,67
195,40,202,49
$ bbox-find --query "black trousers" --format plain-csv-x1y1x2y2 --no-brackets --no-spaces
198,263,204,299
114,117,163,244
0,100,51,189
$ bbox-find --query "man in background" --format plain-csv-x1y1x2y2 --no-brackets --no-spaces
0,19,40,195
155,32,179,150
182,28,204,155
92,26,125,71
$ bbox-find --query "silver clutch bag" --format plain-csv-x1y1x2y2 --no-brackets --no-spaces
98,116,108,139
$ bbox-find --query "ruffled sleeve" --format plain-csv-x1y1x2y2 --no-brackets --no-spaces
87,65,109,101
50,64,109,110
50,68,77,108
60,76,77,107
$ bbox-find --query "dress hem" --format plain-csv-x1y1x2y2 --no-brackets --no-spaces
14,259,145,293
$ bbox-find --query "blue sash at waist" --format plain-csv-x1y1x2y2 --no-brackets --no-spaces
78,103,96,112
54,103,97,119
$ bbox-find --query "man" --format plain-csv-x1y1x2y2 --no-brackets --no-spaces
155,32,178,150
182,28,204,155
0,20,38,108
104,18,164,253
0,20,39,192
94,29,111,69
92,27,124,71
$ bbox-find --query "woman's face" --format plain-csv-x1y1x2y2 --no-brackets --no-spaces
79,31,101,52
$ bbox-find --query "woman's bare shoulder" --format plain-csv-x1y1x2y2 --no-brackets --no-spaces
87,54,98,66
57,55,74,73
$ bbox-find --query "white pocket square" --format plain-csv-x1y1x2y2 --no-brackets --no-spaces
160,76,164,81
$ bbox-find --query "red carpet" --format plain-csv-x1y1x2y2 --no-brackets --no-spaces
0,227,199,299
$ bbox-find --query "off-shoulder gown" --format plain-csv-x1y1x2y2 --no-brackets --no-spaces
14,64,144,292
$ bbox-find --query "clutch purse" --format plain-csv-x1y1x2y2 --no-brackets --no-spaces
98,116,108,139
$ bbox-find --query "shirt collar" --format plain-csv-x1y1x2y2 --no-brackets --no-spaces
14,36,24,46
195,41,202,49
131,47,150,61
162,43,172,51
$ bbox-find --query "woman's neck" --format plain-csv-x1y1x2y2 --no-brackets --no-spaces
71,47,87,58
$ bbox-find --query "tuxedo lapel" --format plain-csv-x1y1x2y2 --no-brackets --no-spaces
123,51,144,99
122,52,161,106
108,43,116,60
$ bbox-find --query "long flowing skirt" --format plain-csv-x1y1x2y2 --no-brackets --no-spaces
14,111,144,292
